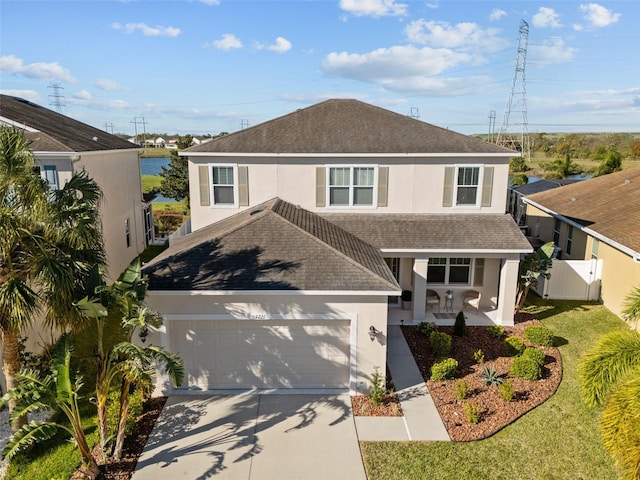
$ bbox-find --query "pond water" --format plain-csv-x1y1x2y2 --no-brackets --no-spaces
140,157,176,203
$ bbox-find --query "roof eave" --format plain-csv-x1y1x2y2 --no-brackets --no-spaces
181,151,516,158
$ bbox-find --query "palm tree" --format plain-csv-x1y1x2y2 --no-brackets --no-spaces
579,329,640,480
622,286,640,330
0,337,100,478
541,153,583,179
0,126,105,431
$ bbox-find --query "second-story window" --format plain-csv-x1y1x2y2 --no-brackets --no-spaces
328,166,375,206
212,165,236,205
566,225,574,256
455,167,480,206
553,218,561,246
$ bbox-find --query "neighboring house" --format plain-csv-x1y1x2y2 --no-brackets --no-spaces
0,95,151,281
142,99,531,394
523,168,640,319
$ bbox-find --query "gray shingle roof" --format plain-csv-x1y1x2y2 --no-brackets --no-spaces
526,168,640,253
185,99,516,155
0,95,137,152
511,178,582,196
142,198,400,291
321,213,533,251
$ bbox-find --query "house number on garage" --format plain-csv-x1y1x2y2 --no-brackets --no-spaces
249,314,267,319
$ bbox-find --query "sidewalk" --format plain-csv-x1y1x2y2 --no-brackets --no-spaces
354,325,450,441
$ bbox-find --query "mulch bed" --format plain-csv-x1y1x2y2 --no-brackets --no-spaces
351,368,403,416
401,312,563,441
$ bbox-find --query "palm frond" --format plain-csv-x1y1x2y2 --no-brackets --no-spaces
145,345,185,387
2,421,58,461
579,330,640,407
622,286,640,328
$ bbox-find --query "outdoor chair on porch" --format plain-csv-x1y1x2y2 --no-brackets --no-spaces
426,289,440,311
462,290,481,313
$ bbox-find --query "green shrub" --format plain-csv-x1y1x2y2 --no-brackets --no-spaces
369,367,386,406
473,349,485,365
430,357,458,381
479,363,504,386
524,325,554,347
488,324,505,338
504,335,525,357
522,347,546,366
106,388,145,441
417,321,438,337
510,350,543,380
455,380,467,400
499,379,515,402
430,331,452,358
464,401,481,424
454,311,466,337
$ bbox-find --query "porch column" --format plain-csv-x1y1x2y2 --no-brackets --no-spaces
412,259,428,322
497,258,520,326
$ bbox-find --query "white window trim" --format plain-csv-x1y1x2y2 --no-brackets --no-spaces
325,165,378,209
426,257,473,286
209,163,239,208
454,165,483,208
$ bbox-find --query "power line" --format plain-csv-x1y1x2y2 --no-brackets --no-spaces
48,83,65,114
130,117,148,146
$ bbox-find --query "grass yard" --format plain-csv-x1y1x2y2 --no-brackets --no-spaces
141,174,162,194
361,299,629,480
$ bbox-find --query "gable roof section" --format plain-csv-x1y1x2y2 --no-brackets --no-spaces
0,95,137,152
321,213,532,252
511,178,582,196
525,168,640,254
142,198,399,292
185,99,515,155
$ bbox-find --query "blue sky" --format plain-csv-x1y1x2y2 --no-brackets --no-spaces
1,0,638,137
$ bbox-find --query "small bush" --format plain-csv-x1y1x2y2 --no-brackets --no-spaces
479,363,504,386
499,380,515,402
455,380,467,400
453,311,466,337
510,352,543,381
464,401,481,424
430,357,458,381
488,325,505,338
417,321,438,337
524,325,554,347
522,347,546,366
430,331,452,358
504,335,525,357
106,388,145,441
473,349,485,365
369,367,386,406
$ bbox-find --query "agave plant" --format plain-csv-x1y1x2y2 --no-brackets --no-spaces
479,363,504,387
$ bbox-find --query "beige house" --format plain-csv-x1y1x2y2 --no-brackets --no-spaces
143,99,531,394
524,168,640,321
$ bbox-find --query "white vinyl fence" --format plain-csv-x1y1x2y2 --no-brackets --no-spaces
536,258,602,301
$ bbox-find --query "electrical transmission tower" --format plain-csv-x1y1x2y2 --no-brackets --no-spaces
130,117,148,146
408,107,420,120
496,19,530,160
48,83,65,113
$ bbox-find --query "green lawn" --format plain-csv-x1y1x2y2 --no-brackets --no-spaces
141,174,162,194
361,299,628,480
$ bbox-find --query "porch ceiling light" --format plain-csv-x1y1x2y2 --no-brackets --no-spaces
369,325,380,342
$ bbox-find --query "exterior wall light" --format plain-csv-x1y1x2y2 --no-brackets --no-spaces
369,325,380,342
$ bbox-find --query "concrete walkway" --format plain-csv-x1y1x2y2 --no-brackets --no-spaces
354,325,450,442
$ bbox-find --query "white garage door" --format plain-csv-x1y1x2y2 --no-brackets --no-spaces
171,319,351,390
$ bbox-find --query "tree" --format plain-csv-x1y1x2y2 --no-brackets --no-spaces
622,286,640,331
541,154,583,179
159,135,192,202
0,337,100,478
0,127,105,431
515,242,554,309
579,330,640,480
592,150,622,177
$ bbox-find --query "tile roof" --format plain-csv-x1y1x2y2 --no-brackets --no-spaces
185,99,516,155
321,213,533,252
0,95,137,152
525,168,640,253
142,198,400,291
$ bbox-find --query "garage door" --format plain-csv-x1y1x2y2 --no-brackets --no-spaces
170,319,351,390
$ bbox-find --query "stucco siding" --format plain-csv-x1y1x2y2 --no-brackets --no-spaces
596,242,640,318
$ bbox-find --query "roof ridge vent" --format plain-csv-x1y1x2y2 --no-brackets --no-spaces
250,207,265,216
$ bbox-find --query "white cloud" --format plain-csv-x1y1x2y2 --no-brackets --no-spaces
0,55,76,83
95,78,120,90
405,20,501,49
0,89,40,102
426,2,438,9
73,90,92,100
579,3,621,27
529,37,577,65
532,7,562,28
339,0,407,18
111,22,180,37
208,33,242,50
573,23,584,31
198,0,220,4
256,37,292,53
489,9,507,21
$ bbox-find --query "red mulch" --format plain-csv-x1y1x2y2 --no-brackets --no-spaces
351,368,403,416
402,312,563,441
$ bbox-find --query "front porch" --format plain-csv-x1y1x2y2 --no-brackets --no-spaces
387,304,500,326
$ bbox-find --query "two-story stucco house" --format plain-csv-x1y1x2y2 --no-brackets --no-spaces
523,167,640,322
142,99,531,394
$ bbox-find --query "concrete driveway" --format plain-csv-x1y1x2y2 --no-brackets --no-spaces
131,393,367,480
